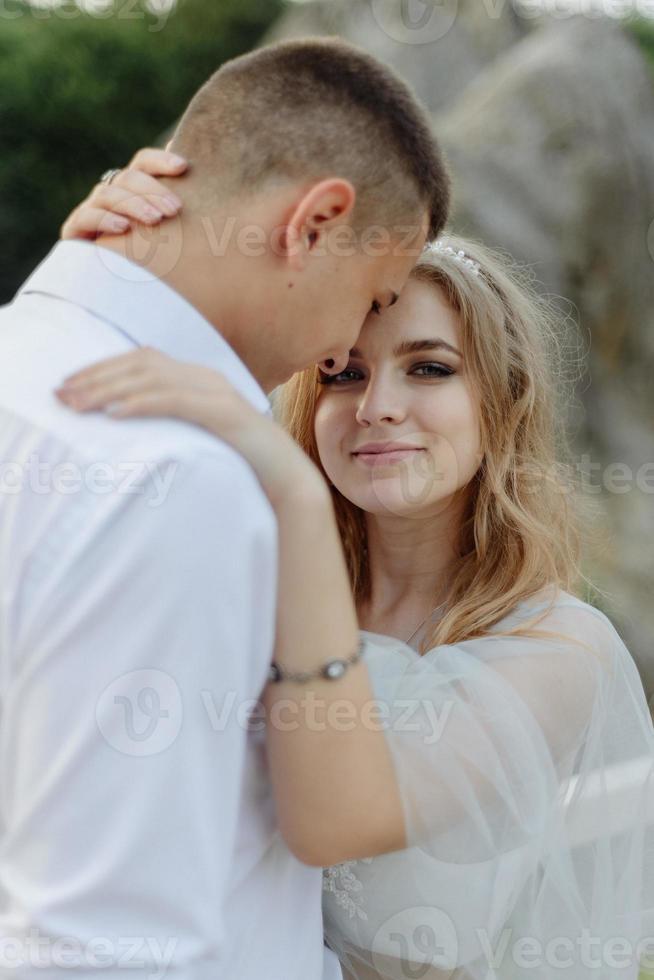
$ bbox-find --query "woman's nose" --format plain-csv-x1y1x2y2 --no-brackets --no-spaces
355,379,406,426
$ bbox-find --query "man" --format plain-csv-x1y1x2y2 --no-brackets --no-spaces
0,38,449,978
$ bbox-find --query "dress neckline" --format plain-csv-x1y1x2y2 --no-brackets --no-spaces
358,589,579,652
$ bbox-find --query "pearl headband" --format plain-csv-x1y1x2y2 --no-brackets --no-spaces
423,239,481,276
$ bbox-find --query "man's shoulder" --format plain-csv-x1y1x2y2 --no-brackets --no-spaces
0,295,275,532
0,292,267,477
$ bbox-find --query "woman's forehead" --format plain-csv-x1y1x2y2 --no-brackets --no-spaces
354,279,460,357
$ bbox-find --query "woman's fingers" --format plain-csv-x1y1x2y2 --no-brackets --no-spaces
55,348,195,418
60,206,130,240
58,348,164,390
56,373,156,413
127,147,188,177
55,347,240,433
106,390,193,420
60,150,186,242
96,168,183,217
60,187,163,242
86,183,170,224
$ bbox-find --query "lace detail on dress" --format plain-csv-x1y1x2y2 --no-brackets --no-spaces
322,858,374,922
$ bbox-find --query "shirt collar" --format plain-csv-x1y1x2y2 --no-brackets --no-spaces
16,240,272,417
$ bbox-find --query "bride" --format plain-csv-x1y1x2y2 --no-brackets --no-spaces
57,158,654,979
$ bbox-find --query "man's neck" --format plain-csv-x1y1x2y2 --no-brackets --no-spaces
95,230,278,394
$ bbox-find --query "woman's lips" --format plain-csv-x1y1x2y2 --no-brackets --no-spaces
353,448,425,467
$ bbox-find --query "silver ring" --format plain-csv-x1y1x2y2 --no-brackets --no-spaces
100,168,122,185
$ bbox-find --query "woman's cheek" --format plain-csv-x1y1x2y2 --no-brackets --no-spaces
450,418,483,489
314,407,343,483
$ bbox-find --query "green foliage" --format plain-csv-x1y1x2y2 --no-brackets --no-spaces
626,15,654,75
0,0,284,301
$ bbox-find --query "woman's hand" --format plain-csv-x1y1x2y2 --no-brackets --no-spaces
54,347,325,508
60,148,188,241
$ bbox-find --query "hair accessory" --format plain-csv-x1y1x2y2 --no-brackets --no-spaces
424,240,481,276
268,637,366,685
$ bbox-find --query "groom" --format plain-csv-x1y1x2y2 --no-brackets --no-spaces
0,38,449,978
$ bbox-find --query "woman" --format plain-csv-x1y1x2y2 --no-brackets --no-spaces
57,159,654,980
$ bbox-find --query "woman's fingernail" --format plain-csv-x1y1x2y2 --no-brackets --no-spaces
108,216,130,232
160,196,181,216
106,401,125,416
142,206,162,222
168,153,187,167
58,392,82,408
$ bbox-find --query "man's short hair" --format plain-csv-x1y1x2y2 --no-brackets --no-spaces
170,36,450,239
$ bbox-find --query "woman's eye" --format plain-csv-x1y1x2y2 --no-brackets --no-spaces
317,362,454,385
411,362,454,378
318,368,363,385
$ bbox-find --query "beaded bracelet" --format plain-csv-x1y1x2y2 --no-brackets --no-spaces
268,637,366,685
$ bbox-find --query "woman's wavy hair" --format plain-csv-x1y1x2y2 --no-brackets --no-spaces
275,234,599,652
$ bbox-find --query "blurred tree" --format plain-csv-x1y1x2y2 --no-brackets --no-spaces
0,0,284,301
628,15,654,72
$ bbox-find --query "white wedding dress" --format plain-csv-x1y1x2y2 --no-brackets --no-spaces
322,589,654,979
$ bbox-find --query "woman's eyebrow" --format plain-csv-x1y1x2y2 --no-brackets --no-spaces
349,338,462,358
394,338,462,357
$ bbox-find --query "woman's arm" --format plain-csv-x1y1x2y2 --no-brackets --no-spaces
266,479,404,866
55,349,405,867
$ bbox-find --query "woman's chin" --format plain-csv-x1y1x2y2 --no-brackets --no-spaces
338,479,453,519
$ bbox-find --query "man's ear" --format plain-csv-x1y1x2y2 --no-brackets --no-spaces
284,178,356,271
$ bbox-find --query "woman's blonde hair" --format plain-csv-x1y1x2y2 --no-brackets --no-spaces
276,234,597,652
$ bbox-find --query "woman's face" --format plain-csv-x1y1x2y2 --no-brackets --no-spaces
314,277,483,519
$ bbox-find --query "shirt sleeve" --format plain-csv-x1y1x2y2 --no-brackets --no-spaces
323,602,654,979
2,448,278,978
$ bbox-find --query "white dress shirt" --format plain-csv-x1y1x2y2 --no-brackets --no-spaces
0,241,342,980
